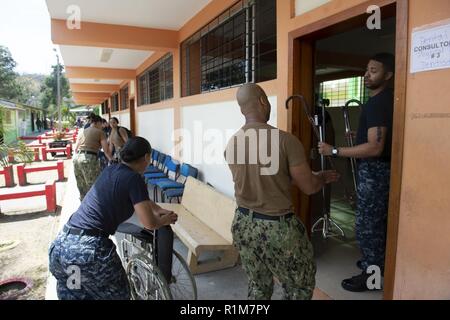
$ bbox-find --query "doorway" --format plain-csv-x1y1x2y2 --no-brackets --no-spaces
289,1,407,300
129,98,135,134
31,111,35,132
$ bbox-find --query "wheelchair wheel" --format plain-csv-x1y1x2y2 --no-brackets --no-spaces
169,250,197,300
127,254,172,300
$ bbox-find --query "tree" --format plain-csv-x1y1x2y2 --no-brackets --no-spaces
17,74,45,104
0,47,46,104
61,105,76,124
0,46,22,100
39,64,71,111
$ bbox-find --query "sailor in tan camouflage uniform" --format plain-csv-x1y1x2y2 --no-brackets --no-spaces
225,83,339,300
73,115,112,200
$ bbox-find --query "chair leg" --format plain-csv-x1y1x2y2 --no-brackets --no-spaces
153,186,158,202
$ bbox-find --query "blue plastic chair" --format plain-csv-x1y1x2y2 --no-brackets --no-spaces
147,158,179,201
162,188,184,203
144,150,160,173
144,155,172,180
158,164,199,202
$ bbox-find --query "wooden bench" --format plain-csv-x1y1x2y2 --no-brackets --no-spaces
158,177,239,274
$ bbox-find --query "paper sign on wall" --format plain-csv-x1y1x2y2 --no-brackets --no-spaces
411,21,450,73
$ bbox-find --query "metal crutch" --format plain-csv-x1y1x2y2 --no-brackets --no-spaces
285,95,345,239
342,99,362,209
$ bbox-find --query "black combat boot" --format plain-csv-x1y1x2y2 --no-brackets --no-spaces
341,271,382,292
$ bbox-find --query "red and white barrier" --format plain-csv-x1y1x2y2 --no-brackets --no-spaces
16,161,64,186
6,146,43,163
40,133,77,143
0,180,57,213
41,145,72,161
0,166,14,187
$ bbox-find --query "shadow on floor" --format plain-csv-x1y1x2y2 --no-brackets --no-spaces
0,208,61,224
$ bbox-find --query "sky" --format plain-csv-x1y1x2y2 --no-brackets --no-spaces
0,0,62,75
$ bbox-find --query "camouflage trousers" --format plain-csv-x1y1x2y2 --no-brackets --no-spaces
356,160,391,272
231,209,316,300
73,153,101,200
48,225,130,300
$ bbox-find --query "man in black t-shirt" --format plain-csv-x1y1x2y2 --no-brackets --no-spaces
318,53,394,292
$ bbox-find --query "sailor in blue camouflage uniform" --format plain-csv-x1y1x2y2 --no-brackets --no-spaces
49,229,130,299
49,137,178,300
319,53,395,292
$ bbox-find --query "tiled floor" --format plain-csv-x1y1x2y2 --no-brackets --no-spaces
47,175,382,300
117,196,381,300
312,199,383,300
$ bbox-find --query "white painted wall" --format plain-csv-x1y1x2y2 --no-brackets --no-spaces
180,96,277,197
137,108,175,155
129,80,135,97
119,112,130,129
295,0,330,16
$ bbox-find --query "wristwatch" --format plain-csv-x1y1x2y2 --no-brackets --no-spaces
331,147,339,158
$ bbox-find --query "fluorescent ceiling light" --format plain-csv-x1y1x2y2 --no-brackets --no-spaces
100,49,114,62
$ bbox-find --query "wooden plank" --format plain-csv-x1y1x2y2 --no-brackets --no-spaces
158,200,239,275
181,177,237,243
187,248,239,275
158,203,233,255
291,38,315,235
384,0,408,301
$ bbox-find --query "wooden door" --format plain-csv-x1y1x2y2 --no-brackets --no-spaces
291,38,315,234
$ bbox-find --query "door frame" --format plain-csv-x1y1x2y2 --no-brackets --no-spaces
31,111,35,132
129,97,136,134
288,0,408,300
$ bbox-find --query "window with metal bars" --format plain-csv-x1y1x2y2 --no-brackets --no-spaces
111,93,119,112
181,0,276,97
319,77,369,107
120,86,129,110
138,54,173,106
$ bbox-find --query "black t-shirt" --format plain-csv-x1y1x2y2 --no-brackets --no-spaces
315,106,332,125
356,89,394,159
103,127,111,138
68,164,149,235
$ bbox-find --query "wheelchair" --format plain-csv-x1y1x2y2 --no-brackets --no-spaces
117,223,197,300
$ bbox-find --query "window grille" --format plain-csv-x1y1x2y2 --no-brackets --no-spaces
181,0,276,97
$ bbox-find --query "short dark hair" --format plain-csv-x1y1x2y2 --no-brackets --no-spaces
110,117,119,124
91,115,102,124
370,53,395,73
120,136,152,163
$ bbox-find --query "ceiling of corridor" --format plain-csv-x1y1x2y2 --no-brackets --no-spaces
46,0,212,104
46,0,212,30
59,45,154,69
